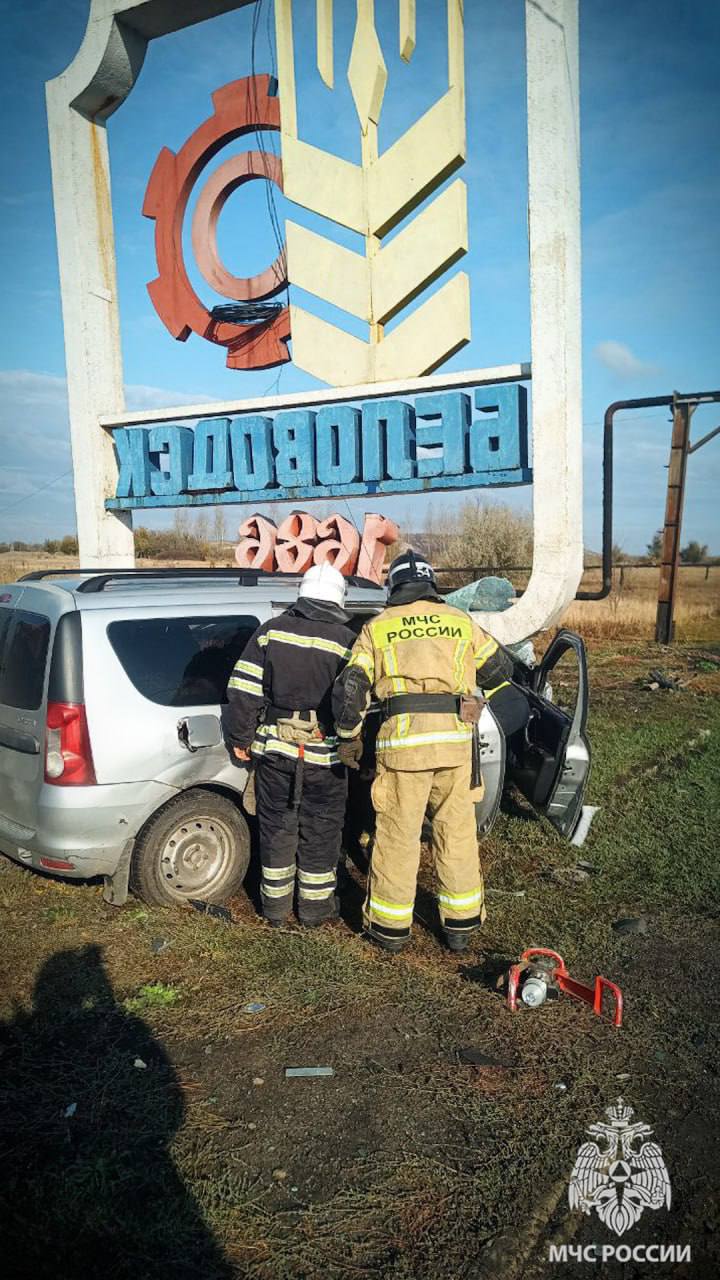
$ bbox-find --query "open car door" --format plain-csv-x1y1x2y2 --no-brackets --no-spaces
505,630,591,840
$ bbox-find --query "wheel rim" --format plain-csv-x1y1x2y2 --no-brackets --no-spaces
159,813,235,900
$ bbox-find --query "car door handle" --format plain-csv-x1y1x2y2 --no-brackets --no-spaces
0,723,40,755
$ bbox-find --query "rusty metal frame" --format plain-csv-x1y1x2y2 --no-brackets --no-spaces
576,390,720,607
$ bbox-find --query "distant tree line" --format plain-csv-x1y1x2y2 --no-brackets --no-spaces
0,537,79,554
646,530,716,564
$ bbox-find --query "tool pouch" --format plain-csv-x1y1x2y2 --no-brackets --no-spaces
274,710,326,745
459,694,485,725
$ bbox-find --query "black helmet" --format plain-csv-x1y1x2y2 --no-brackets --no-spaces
386,549,437,598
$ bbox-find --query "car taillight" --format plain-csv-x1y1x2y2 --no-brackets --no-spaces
45,701,96,785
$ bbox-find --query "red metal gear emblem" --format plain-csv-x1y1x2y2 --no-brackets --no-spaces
143,75,291,371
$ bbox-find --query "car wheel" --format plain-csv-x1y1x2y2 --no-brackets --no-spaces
130,790,250,907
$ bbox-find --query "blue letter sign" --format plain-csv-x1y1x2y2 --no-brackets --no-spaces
106,383,531,510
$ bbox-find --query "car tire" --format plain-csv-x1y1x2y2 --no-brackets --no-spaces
130,790,250,907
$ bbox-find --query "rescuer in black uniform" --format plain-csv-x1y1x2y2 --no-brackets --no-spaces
222,564,356,927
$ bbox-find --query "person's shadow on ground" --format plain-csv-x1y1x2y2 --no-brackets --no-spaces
0,945,233,1280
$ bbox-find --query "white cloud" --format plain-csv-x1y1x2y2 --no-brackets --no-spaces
593,341,657,378
0,370,216,538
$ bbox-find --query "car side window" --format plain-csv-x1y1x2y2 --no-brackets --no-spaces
107,615,260,707
0,607,51,711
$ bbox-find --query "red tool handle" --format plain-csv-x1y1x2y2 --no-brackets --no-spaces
520,946,566,973
507,962,522,1011
557,972,623,1028
595,976,623,1027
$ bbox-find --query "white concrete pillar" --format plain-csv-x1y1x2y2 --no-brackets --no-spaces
472,0,583,643
45,1,254,566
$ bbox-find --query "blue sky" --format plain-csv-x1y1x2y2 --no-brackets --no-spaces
0,0,718,554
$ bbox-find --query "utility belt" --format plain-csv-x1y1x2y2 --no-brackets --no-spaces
380,693,484,724
262,707,335,809
264,706,331,744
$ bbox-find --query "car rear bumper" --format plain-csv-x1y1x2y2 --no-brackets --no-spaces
0,781,178,880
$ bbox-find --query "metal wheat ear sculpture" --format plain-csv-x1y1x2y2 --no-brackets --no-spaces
274,0,470,385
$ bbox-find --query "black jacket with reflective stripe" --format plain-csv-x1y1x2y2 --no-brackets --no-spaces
222,599,356,751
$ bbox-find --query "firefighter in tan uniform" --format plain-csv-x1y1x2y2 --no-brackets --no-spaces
332,551,515,953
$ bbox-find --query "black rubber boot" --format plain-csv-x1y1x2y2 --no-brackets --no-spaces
444,930,471,953
364,930,408,955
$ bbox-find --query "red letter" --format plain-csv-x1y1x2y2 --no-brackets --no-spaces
314,514,360,575
357,513,399,584
275,511,318,572
235,514,277,570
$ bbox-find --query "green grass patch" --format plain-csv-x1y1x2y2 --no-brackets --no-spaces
124,981,180,1012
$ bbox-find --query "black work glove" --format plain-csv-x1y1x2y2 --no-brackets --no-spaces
337,738,364,770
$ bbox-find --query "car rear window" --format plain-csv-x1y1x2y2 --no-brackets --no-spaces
0,607,51,710
107,615,260,707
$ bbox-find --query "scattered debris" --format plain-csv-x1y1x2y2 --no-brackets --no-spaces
486,887,526,898
612,915,648,935
554,1082,568,1092
541,865,591,886
189,899,232,921
643,669,685,692
204,1046,213,1056
570,805,600,847
615,1073,631,1082
575,858,599,874
285,1066,335,1078
252,1077,265,1086
64,1102,77,1118
151,936,170,954
457,1047,513,1068
241,1002,266,1014
133,1058,147,1069
272,1168,288,1182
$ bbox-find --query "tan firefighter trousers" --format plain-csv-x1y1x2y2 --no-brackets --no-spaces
364,757,486,943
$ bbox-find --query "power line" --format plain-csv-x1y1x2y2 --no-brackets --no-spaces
0,468,73,519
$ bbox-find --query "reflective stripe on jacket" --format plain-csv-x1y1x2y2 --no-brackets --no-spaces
333,601,511,770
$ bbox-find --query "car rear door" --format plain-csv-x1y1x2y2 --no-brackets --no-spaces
83,604,265,787
0,587,62,837
505,630,591,840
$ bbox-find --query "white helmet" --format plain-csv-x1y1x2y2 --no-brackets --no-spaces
298,562,347,607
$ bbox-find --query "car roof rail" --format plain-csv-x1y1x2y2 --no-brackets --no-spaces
71,568,383,593
18,568,116,582
18,566,383,592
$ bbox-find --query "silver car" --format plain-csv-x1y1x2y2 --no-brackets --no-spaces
0,568,591,908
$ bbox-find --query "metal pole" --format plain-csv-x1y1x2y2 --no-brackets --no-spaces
655,398,694,644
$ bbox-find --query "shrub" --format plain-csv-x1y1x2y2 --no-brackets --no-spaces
415,498,534,572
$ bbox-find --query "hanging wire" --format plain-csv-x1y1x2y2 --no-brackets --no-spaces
0,468,74,518
249,0,290,308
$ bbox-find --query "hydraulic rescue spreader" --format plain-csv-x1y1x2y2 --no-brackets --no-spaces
506,947,623,1027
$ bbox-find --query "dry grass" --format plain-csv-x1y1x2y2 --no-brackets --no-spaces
563,565,719,641
0,551,236,582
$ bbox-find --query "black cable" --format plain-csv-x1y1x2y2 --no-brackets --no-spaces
0,468,74,517
249,0,290,307
211,300,283,325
